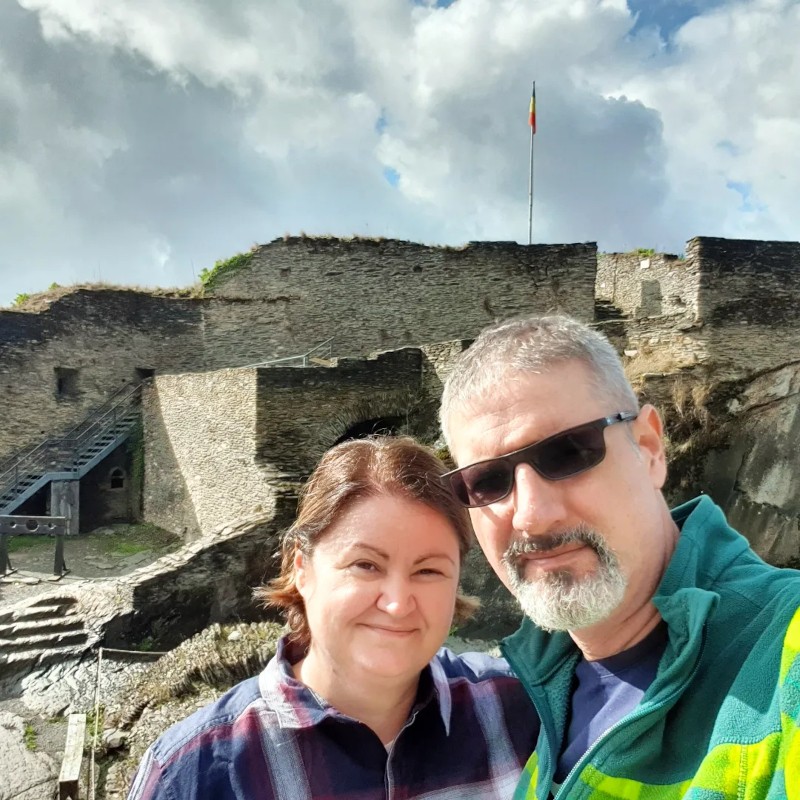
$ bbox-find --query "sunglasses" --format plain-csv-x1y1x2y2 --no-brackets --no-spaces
443,412,638,508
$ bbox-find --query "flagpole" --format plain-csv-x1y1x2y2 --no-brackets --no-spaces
527,81,535,245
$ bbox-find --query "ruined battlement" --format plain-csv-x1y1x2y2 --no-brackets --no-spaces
1,234,798,465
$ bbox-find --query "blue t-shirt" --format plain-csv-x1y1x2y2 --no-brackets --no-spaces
554,622,668,783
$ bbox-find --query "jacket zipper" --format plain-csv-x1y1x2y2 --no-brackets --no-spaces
553,630,707,800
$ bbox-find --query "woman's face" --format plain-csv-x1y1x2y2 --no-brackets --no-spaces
295,493,461,685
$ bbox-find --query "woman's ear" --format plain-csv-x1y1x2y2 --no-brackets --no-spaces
294,549,309,596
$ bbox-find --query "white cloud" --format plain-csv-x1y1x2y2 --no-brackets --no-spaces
0,0,798,305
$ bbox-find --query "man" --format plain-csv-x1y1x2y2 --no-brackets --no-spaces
439,314,800,799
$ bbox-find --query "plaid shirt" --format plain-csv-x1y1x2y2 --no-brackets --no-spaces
128,637,540,800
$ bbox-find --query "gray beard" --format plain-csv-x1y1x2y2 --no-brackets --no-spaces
501,525,627,632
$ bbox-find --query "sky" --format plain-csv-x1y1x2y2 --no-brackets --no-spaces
1,0,798,306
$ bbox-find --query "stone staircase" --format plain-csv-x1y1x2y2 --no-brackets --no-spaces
0,595,96,679
0,382,143,515
594,299,628,322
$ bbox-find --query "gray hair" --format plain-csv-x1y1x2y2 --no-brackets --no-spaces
440,315,639,447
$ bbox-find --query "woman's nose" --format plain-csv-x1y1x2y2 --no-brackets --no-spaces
376,576,416,616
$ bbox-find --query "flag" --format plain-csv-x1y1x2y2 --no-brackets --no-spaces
529,83,536,133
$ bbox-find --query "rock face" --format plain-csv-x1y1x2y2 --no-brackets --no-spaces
0,711,58,800
701,362,800,566
102,621,284,799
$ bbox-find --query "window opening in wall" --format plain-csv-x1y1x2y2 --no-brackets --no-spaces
55,367,79,399
110,468,125,490
136,367,156,381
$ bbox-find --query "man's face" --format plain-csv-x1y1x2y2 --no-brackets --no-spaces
446,360,671,632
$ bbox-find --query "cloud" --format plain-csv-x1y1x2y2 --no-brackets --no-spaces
0,0,798,305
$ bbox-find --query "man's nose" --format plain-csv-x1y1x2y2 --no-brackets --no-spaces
511,462,568,535
376,575,416,616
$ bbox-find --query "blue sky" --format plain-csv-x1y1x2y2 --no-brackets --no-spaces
627,0,726,38
0,0,798,304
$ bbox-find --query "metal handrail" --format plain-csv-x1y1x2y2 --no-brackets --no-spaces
243,337,335,369
0,383,143,503
60,381,141,441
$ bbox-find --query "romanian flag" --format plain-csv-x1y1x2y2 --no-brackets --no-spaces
529,83,536,133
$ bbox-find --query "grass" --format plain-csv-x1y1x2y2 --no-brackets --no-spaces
5,522,180,560
23,722,37,751
85,706,105,750
3,282,193,312
5,535,54,553
105,540,150,557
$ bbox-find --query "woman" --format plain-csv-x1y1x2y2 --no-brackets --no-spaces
128,436,539,800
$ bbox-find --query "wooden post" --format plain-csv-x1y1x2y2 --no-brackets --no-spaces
50,481,78,577
59,713,87,800
51,480,80,536
0,531,13,576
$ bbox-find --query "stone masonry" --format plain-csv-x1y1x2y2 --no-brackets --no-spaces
203,238,597,367
0,239,596,464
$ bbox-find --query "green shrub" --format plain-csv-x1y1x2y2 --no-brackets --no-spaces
199,251,254,292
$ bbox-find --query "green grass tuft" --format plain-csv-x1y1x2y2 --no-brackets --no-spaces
23,723,37,751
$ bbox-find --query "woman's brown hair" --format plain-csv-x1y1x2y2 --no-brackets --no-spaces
256,435,478,650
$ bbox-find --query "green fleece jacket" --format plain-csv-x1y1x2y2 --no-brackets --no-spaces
502,495,800,799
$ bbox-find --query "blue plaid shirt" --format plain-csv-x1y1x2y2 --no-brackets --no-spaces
128,637,540,800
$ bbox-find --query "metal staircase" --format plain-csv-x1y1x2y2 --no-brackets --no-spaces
0,382,143,515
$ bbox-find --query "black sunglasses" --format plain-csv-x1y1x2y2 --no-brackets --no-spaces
443,412,638,508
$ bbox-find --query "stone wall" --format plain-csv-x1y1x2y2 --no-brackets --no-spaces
204,238,598,364
143,369,276,538
255,348,429,478
0,238,596,467
596,251,700,319
79,443,134,532
690,237,800,376
0,291,201,462
615,316,708,376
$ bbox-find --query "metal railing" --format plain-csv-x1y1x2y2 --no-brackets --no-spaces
0,382,143,510
244,337,335,368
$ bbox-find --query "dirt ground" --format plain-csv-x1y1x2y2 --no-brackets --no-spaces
0,523,183,607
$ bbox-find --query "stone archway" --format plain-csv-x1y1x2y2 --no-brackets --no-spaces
331,414,407,446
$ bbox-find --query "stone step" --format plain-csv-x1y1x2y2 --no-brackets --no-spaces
0,618,84,639
0,630,89,652
29,595,77,609
0,641,94,678
0,605,71,625
13,606,74,622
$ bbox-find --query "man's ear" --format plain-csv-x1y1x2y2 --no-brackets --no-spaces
633,404,668,490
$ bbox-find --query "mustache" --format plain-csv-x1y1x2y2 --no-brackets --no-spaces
504,525,602,560
502,525,619,574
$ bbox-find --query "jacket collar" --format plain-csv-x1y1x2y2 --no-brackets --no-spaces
502,496,745,677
